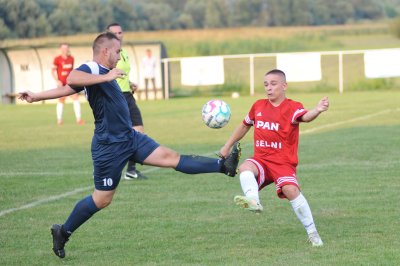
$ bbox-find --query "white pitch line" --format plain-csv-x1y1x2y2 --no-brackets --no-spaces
0,168,161,218
301,108,400,135
0,186,92,217
1,108,398,218
0,171,90,177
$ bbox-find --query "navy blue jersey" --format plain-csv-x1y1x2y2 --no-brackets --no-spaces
73,61,133,144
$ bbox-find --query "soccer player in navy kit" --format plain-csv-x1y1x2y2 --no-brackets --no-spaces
18,32,240,258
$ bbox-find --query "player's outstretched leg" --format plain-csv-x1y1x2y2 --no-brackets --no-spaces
222,142,241,177
51,224,70,258
174,142,241,176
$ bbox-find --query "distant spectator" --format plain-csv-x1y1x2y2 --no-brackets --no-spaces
141,49,157,99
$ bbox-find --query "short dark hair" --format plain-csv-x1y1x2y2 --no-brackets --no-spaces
265,69,286,81
92,32,119,53
106,22,121,30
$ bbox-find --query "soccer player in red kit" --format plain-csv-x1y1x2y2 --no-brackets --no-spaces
219,69,329,247
52,43,84,125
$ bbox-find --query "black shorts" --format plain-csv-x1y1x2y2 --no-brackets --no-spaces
123,92,143,127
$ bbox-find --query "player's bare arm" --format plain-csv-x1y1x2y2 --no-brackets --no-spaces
18,86,77,103
67,68,126,87
51,67,63,87
129,81,138,93
220,123,250,158
300,96,329,123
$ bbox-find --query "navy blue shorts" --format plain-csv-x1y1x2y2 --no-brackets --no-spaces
91,131,159,190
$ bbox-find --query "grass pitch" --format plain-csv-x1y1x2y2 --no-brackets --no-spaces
0,91,399,265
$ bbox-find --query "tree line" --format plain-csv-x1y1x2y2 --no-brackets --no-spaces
1,0,399,40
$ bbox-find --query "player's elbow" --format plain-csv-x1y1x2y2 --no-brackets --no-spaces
66,71,80,87
66,73,74,86
299,115,311,123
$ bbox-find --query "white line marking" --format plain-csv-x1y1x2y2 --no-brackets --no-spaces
0,186,92,217
0,171,90,177
301,108,400,135
0,168,161,218
1,108,398,217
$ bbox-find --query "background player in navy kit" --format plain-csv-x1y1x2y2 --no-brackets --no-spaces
18,32,240,259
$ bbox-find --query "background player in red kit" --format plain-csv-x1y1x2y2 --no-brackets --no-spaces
219,69,329,247
52,43,84,125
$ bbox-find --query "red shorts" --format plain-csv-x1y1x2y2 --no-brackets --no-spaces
246,157,299,199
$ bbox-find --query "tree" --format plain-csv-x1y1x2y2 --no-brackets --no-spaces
267,0,292,26
0,18,11,40
204,0,229,28
181,0,206,28
330,0,354,24
0,0,399,39
110,0,137,31
2,0,52,38
290,0,313,25
311,0,332,25
351,0,385,20
139,3,177,30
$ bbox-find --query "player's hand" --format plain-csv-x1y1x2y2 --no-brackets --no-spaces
18,91,37,103
218,145,230,159
129,82,138,93
316,96,329,113
107,68,126,81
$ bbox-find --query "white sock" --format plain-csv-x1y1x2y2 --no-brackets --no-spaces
290,193,317,234
73,100,81,121
239,171,260,204
56,102,63,121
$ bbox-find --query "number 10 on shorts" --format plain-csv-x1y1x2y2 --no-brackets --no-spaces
102,178,113,187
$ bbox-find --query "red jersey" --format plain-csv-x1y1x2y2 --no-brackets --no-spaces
243,98,307,167
53,55,74,85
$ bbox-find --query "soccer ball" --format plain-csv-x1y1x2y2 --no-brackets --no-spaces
201,99,231,129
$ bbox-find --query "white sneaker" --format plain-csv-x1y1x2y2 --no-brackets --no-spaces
308,231,323,247
234,196,263,213
124,170,138,180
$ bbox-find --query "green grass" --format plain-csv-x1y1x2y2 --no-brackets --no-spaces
3,23,396,57
0,91,400,265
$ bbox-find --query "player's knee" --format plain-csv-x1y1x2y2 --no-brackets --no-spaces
282,185,300,200
94,198,113,209
238,162,256,174
238,164,250,173
164,150,180,166
157,147,179,162
92,191,114,209
144,146,180,167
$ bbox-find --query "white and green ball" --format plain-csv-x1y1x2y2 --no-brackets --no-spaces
201,99,231,129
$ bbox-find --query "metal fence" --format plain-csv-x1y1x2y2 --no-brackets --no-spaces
161,48,400,99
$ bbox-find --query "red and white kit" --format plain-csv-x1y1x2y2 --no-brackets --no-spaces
243,98,307,198
53,55,74,86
